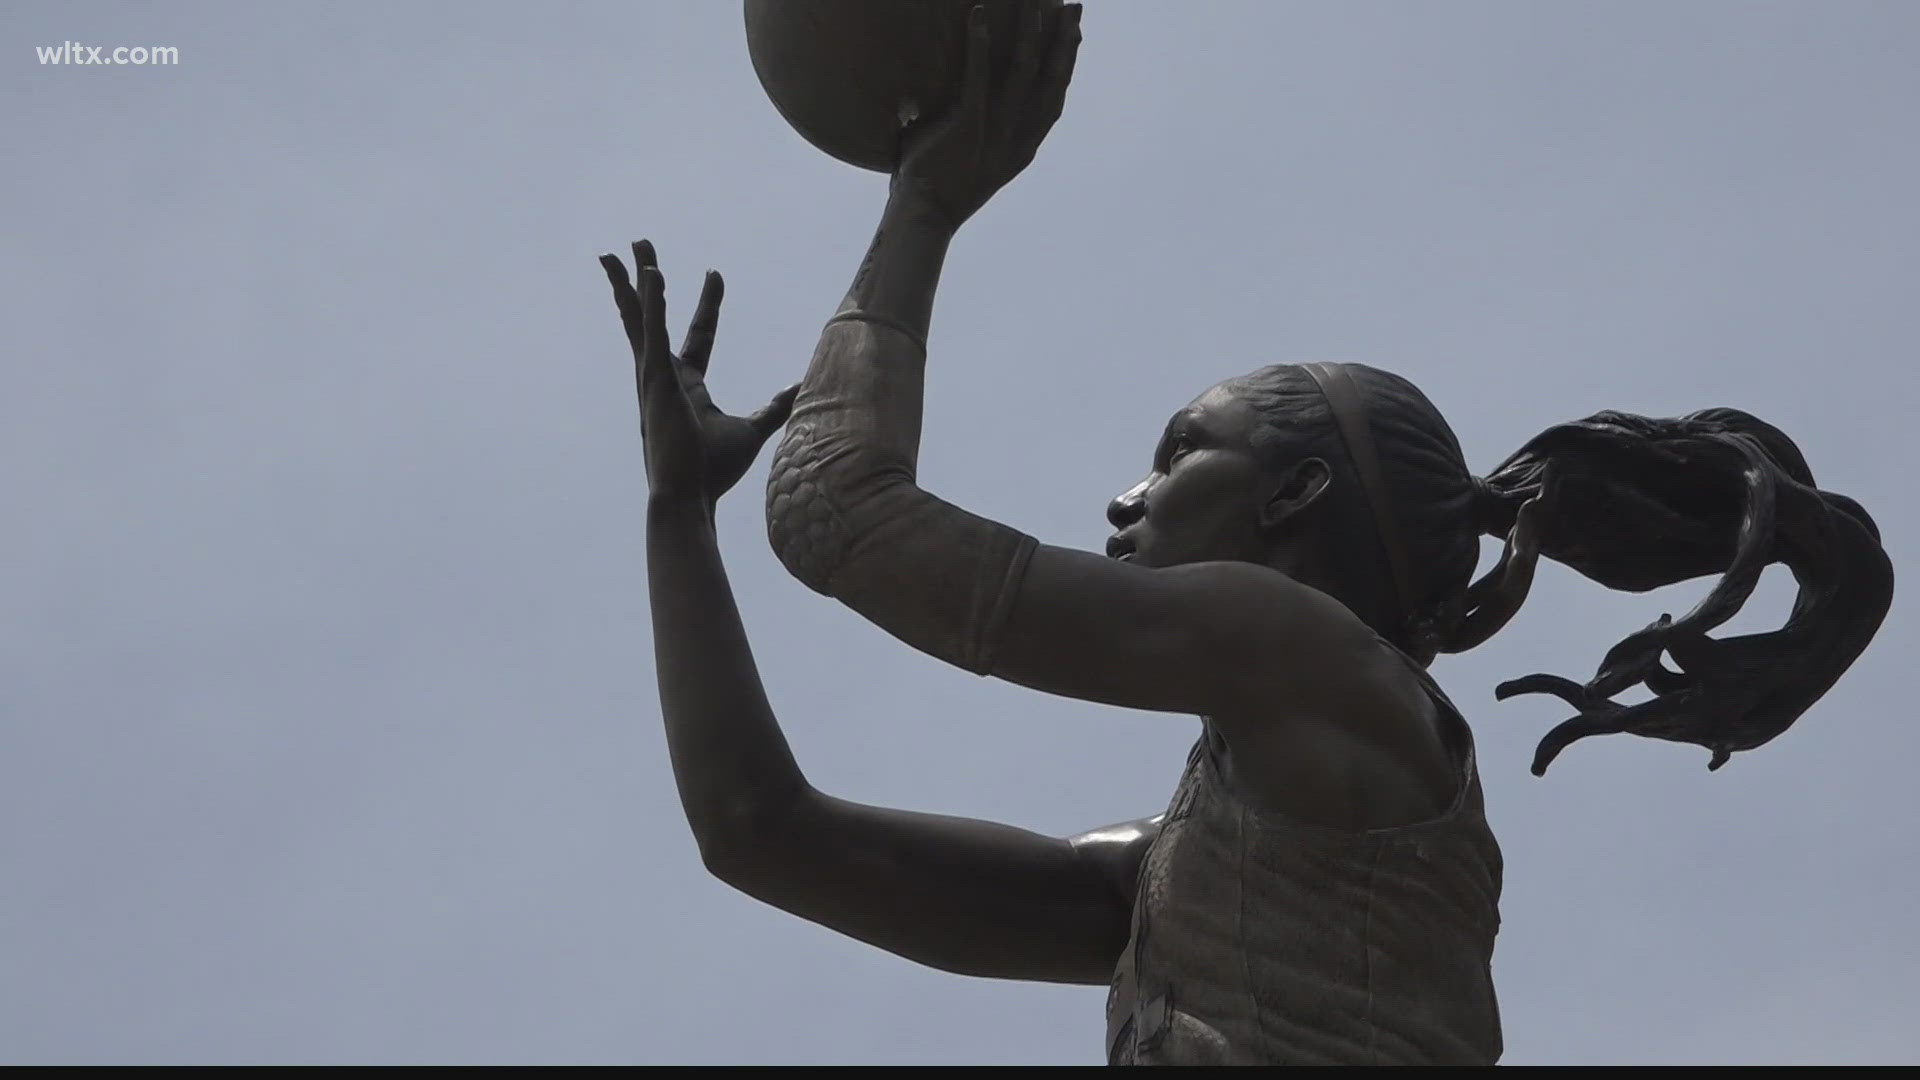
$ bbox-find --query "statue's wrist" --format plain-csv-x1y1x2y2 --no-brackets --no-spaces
839,185,953,338
648,487,717,523
884,178,964,238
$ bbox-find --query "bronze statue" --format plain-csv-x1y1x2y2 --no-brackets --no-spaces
598,3,1891,1065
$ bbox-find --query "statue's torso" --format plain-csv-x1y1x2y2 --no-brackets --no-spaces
1105,673,1504,1066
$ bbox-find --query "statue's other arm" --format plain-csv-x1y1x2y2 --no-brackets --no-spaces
603,239,1154,985
653,494,1153,985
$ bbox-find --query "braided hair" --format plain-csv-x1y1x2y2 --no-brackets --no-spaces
1230,364,1894,775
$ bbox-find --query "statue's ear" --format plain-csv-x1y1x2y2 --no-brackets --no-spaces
1259,456,1333,534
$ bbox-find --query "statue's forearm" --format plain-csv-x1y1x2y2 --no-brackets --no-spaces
647,497,809,854
766,196,1037,675
835,187,956,342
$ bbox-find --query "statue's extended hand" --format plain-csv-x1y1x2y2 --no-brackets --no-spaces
894,2,1083,229
599,240,798,506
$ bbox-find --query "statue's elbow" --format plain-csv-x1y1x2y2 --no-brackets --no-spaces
696,829,756,886
766,419,893,595
692,792,810,892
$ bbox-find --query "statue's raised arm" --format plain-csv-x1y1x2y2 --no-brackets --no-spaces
763,5,1420,747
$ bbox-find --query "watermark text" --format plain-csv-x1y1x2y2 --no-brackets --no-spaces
37,42,179,66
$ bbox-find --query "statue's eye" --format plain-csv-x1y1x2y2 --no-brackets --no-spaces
1168,435,1196,464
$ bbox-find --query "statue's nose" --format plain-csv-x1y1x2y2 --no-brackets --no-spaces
1107,478,1149,530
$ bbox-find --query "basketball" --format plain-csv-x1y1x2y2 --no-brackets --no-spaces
744,0,1062,173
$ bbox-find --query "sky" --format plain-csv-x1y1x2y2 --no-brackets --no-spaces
4,0,1916,1066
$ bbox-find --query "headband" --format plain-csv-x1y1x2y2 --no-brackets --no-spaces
1299,363,1416,631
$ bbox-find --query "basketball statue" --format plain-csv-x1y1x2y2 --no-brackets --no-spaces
595,1,1893,1064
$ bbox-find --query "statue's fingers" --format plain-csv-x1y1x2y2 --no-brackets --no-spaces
1036,4,1081,111
1020,4,1082,149
748,382,803,439
598,253,632,306
1003,2,1044,111
634,256,679,405
959,5,992,117
599,254,646,350
680,270,724,375
637,260,672,362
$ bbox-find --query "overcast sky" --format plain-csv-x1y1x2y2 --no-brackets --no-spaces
5,0,1916,1066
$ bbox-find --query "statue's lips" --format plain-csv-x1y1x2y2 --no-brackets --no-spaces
1106,535,1135,561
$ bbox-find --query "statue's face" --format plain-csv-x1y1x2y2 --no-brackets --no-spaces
1106,382,1281,569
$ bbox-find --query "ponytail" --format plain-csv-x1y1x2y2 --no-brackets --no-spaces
1233,364,1891,775
1447,408,1893,774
